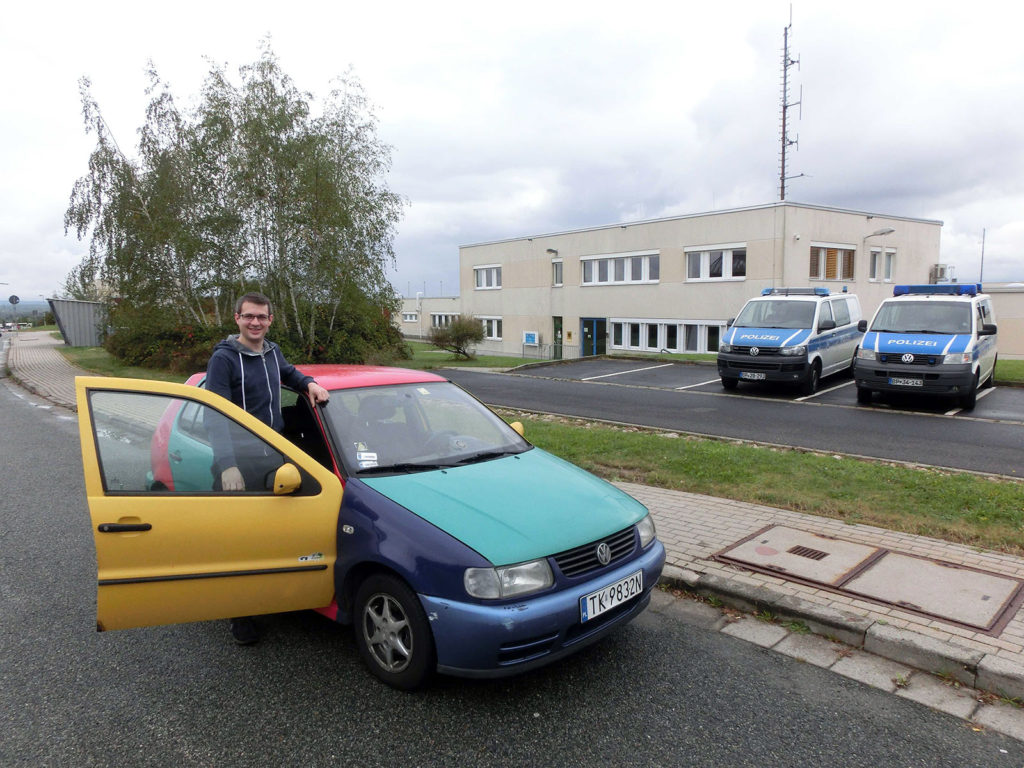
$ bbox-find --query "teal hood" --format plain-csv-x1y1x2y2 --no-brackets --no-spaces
361,448,648,566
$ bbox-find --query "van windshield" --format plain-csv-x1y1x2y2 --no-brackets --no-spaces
734,300,816,330
870,301,972,335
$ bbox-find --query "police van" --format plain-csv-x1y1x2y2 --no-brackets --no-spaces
853,284,997,410
717,287,863,395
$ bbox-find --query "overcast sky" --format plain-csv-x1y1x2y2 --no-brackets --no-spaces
2,0,1022,304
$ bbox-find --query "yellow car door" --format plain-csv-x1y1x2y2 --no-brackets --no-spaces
76,377,342,631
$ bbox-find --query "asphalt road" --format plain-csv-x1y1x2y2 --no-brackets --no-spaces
443,363,1024,477
3,380,1024,766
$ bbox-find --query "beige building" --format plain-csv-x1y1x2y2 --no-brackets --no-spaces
399,201,1023,359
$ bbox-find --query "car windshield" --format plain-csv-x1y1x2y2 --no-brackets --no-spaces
870,301,971,335
734,300,816,330
321,381,530,474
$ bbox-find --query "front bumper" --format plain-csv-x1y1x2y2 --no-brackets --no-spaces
854,359,975,395
420,540,666,678
717,352,810,383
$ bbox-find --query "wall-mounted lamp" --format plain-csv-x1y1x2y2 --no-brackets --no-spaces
546,248,558,255
793,234,801,241
864,227,895,240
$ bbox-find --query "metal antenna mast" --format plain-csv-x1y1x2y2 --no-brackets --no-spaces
779,11,803,200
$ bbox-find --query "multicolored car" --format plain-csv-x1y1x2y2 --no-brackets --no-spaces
77,365,665,688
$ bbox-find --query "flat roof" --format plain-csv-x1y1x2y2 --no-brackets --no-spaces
460,200,944,250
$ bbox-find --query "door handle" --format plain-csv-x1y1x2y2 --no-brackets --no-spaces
98,523,153,533
169,451,183,463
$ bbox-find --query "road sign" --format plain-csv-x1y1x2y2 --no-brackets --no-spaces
8,295,19,305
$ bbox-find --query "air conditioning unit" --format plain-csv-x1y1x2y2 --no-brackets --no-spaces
930,264,948,283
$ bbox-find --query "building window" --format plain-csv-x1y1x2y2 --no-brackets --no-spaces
581,251,659,285
810,246,855,280
474,265,502,290
685,245,746,281
431,313,458,328
402,312,418,323
552,259,563,286
478,317,502,340
610,319,717,353
869,248,895,282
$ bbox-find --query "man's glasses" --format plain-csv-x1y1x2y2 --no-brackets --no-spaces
238,313,271,323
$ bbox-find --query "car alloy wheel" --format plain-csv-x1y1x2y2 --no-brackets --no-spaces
354,574,434,690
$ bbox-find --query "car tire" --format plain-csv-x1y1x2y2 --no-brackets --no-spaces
983,355,998,388
721,377,738,390
959,372,979,410
354,573,435,690
856,386,873,405
800,362,821,396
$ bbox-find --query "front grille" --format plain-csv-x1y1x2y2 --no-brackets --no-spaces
878,353,941,365
553,526,636,578
732,346,784,357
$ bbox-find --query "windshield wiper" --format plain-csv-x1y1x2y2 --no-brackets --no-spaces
357,462,453,475
455,449,522,466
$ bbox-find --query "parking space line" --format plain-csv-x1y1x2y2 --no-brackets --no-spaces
944,386,997,416
676,378,723,390
794,379,855,401
581,363,674,381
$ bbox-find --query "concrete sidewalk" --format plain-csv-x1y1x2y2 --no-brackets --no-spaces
6,329,1024,738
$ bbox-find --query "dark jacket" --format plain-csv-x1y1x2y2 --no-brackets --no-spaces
205,336,314,473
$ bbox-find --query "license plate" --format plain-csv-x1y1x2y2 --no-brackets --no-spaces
740,371,766,381
580,570,643,622
889,377,923,387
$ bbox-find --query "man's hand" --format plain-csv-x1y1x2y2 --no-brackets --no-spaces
221,466,245,491
308,382,330,404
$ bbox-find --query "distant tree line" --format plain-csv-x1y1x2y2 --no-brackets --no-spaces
64,42,408,370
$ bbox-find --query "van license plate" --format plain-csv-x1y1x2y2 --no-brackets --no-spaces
580,571,643,622
889,377,923,387
740,372,766,381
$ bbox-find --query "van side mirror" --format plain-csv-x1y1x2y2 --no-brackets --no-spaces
818,319,836,332
726,318,735,328
509,421,525,437
272,463,302,495
979,323,997,336
857,319,868,332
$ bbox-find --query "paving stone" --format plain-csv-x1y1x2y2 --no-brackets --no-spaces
831,651,913,692
865,622,982,688
894,672,980,720
977,654,1024,702
972,702,1024,742
774,632,848,668
719,617,788,648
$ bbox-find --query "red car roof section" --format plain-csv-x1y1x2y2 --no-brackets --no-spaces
293,364,447,390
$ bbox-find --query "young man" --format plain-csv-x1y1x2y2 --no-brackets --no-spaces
205,292,330,643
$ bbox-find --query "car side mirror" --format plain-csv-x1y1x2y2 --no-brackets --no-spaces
509,421,525,437
979,323,997,336
818,319,836,332
272,463,302,495
857,319,868,332
726,317,735,328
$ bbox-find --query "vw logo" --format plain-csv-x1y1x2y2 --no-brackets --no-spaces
901,353,915,364
749,347,760,356
596,542,611,565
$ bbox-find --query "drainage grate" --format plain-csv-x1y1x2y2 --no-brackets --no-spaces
788,545,829,561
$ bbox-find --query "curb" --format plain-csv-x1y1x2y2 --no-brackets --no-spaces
659,564,1024,702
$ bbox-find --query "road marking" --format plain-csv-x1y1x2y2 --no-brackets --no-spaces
794,379,855,401
944,386,997,416
676,378,722,390
581,363,673,381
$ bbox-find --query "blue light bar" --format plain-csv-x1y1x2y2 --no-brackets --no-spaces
761,287,830,296
893,284,978,297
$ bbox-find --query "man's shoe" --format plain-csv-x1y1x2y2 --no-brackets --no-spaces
229,616,261,645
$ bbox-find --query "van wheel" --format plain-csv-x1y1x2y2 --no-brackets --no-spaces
959,373,979,410
721,377,738,390
856,386,872,405
800,362,821,396
354,574,435,690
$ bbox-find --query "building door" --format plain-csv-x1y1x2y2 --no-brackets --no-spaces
580,318,607,357
552,316,563,360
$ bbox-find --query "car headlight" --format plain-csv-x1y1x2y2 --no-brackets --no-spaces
465,559,554,599
779,345,807,357
943,352,972,364
856,347,876,361
636,514,656,548
719,343,732,353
